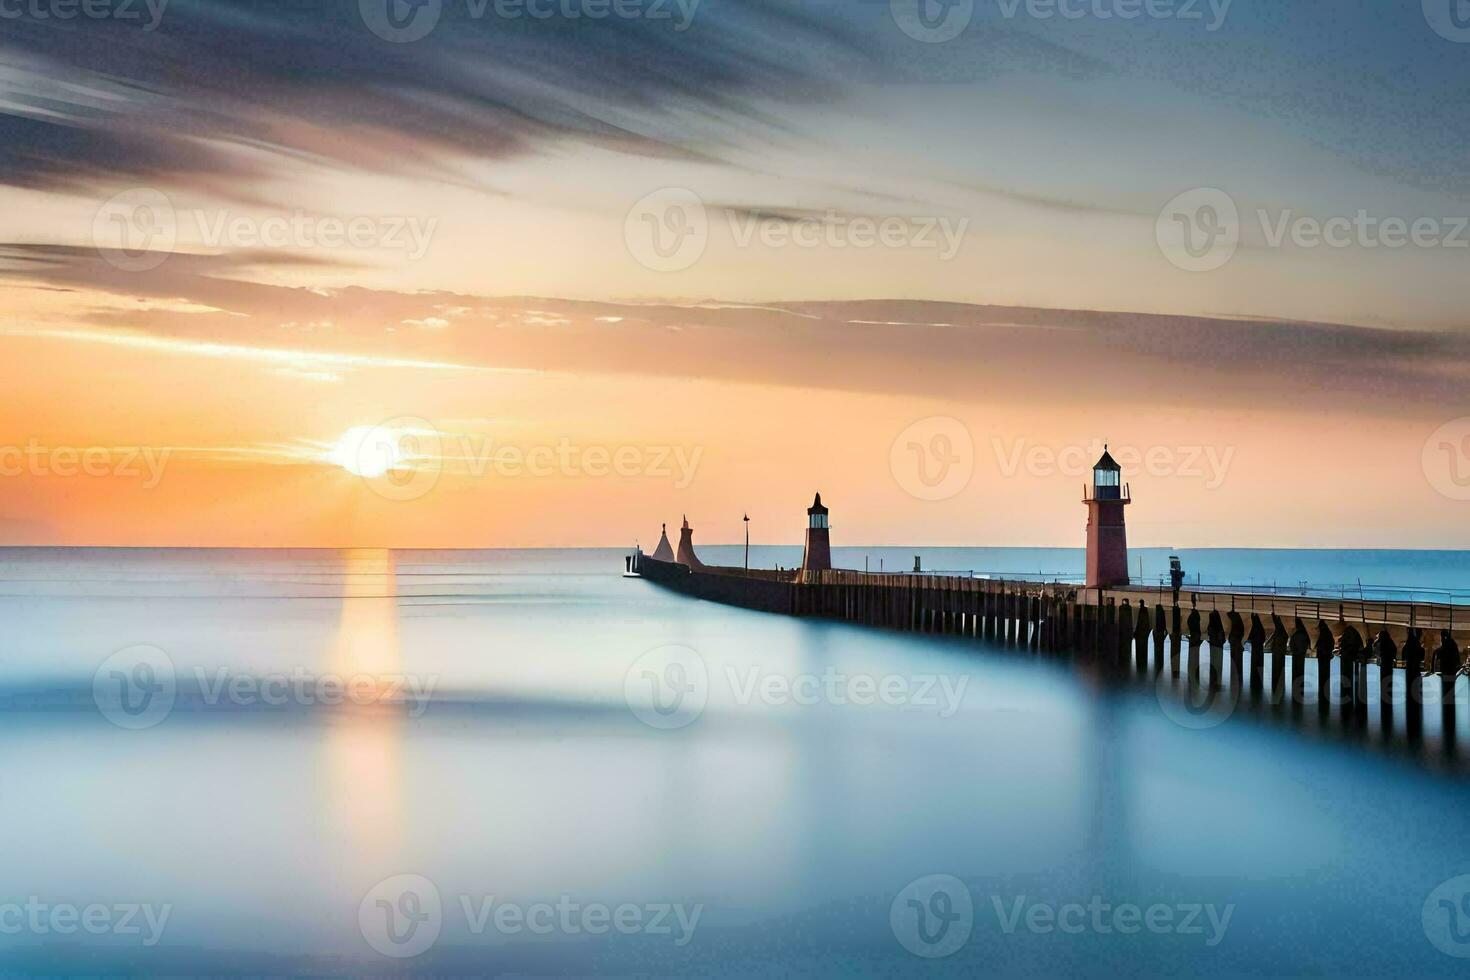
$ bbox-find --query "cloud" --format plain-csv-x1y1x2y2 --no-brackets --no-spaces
0,322,515,374
0,0,871,195
2,241,1466,419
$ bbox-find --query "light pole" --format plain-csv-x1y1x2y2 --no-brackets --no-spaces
743,513,750,572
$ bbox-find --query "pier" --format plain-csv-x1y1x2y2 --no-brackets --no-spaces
635,554,1467,679
629,452,1468,742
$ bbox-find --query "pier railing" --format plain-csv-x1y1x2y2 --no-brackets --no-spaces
1106,584,1463,634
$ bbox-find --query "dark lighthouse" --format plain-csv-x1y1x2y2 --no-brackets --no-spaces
800,493,832,573
1084,447,1130,588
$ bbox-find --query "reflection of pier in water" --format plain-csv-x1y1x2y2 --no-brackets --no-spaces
633,555,1470,768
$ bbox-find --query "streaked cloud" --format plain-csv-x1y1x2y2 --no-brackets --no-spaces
0,324,513,373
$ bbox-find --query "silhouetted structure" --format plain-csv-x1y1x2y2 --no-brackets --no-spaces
1084,447,1130,588
651,523,674,562
675,515,705,570
800,493,831,574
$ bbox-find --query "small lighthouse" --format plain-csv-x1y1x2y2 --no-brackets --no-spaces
800,492,832,573
1084,447,1130,588
675,515,705,570
651,523,674,562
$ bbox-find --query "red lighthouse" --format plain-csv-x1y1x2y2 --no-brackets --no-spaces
800,493,832,573
1084,447,1130,588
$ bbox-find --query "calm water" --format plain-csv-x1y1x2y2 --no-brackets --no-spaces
3,547,1470,976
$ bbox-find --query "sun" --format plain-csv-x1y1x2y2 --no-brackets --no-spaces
327,425,404,478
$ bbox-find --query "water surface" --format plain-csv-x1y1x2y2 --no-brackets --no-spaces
2,547,1469,976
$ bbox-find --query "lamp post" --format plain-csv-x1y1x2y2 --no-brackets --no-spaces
743,513,750,572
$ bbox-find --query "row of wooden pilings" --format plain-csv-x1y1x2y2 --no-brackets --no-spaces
788,571,1466,718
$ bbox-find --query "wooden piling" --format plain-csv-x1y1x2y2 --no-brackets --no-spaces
1315,621,1335,714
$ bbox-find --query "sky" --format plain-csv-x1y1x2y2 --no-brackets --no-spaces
0,0,1468,548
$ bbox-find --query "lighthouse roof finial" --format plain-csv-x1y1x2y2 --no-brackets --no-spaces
807,492,829,515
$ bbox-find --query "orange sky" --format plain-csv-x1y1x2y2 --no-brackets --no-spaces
1,287,1465,549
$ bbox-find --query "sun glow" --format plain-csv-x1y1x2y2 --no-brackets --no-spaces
327,425,404,478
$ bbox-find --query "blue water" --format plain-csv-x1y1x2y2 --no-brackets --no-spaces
2,547,1470,976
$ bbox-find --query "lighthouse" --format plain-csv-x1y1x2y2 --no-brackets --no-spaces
800,493,832,573
675,515,706,570
1084,447,1130,588
651,523,674,562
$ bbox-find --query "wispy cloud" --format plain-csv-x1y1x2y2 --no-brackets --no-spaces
0,324,522,374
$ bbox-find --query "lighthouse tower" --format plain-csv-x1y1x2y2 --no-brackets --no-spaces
800,493,832,573
675,515,705,570
651,523,674,562
1084,447,1130,588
